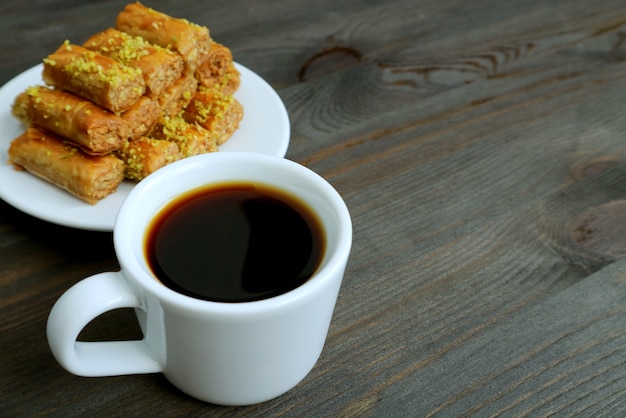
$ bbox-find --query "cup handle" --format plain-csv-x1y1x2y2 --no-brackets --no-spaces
46,271,162,376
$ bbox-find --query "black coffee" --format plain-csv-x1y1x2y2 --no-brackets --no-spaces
145,182,325,302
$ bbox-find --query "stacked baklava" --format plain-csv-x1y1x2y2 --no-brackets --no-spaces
8,2,243,204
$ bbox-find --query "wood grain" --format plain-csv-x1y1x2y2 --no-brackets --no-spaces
1,0,626,416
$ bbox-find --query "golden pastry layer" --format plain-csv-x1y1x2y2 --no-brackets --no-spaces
183,86,244,145
116,136,182,181
8,128,125,205
84,28,184,97
12,85,128,154
116,2,211,72
195,41,241,95
43,42,146,113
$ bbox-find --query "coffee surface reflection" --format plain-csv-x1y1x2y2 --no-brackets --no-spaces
145,182,326,302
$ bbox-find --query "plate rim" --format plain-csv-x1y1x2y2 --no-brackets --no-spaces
0,62,290,231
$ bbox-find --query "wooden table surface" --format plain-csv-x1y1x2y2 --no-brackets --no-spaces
2,0,626,416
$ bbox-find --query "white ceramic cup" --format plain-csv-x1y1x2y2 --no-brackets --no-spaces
46,152,352,406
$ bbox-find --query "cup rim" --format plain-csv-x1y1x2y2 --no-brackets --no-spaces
113,152,352,315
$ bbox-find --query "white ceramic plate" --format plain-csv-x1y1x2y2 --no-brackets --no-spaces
0,63,290,231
